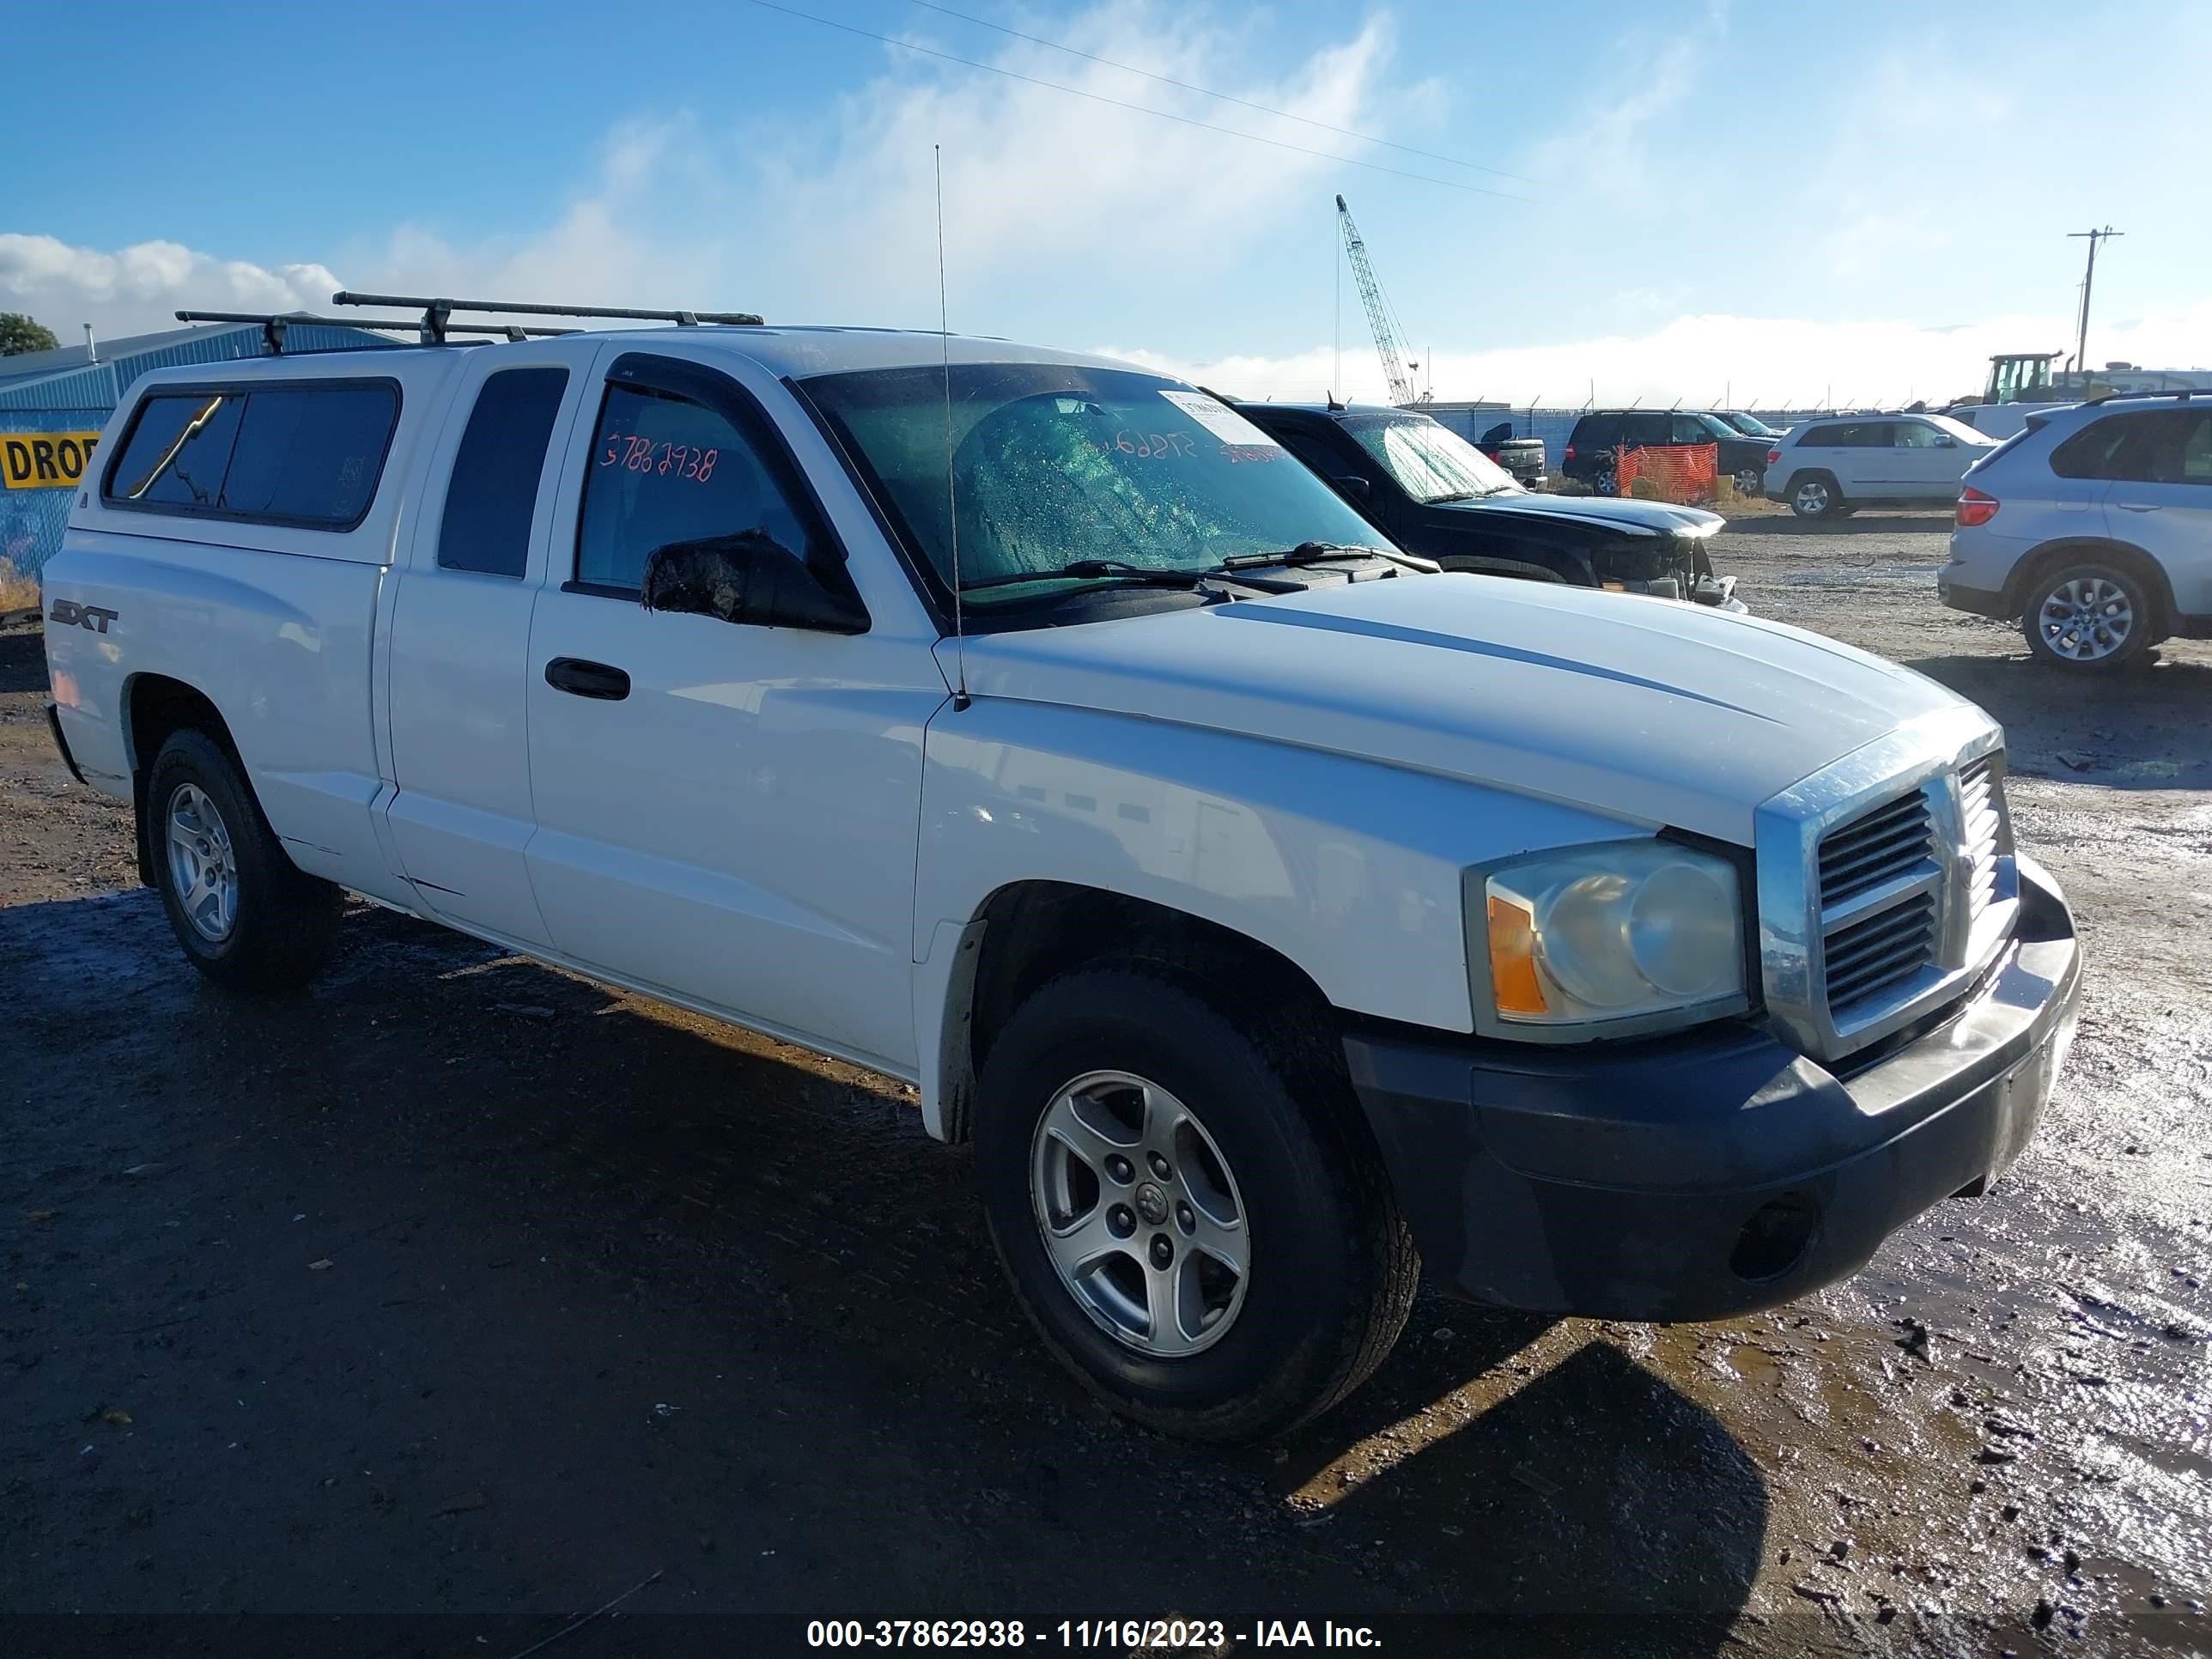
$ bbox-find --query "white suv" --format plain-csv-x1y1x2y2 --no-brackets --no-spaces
1940,392,2212,670
1765,412,2000,520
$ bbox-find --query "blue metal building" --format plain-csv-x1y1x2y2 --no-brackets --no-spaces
1,320,403,579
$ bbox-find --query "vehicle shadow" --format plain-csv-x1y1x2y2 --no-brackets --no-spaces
1,893,1766,1650
1725,513,1951,537
1905,650,2212,791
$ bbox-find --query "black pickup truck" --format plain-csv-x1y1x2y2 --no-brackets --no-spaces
1235,400,1741,611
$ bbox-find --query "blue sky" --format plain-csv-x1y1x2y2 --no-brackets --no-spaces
4,0,2207,403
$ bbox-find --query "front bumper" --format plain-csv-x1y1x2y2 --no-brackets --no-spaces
1344,857,2081,1322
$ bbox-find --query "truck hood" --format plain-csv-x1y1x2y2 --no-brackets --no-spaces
1437,492,1723,538
948,574,1973,845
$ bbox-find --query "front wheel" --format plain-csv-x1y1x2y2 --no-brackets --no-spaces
975,964,1418,1442
1732,466,1765,497
2022,562,2154,672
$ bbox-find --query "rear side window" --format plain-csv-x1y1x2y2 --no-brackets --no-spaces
438,368,569,578
1803,422,1881,447
2052,414,2153,480
106,393,245,510
104,382,399,528
574,380,810,593
2057,409,2212,485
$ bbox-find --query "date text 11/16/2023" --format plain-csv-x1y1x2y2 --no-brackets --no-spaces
805,1619,1382,1649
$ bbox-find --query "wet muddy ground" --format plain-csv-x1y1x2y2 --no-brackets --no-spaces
3,517,2208,1655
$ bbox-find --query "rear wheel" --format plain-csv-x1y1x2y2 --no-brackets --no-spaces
1789,473,1841,520
975,963,1418,1442
146,730,341,991
2022,561,2153,672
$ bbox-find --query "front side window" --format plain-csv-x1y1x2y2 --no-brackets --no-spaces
575,380,811,592
2180,413,2212,483
801,363,1389,608
104,382,398,527
1894,422,1950,448
1341,414,1516,502
439,367,570,578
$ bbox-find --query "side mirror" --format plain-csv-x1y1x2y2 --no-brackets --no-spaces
641,532,869,635
1935,435,1958,448
1333,475,1372,503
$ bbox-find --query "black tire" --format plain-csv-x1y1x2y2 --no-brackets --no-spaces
1731,465,1764,497
1788,472,1842,520
2021,560,2154,673
974,963,1419,1443
1592,459,1618,495
145,729,341,992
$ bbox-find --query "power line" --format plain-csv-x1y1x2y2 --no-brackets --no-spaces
903,0,1531,184
744,0,1528,202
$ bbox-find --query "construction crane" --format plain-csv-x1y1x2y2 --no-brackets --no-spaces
1336,194,1424,406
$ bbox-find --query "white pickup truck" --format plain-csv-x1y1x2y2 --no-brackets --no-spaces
41,324,2081,1441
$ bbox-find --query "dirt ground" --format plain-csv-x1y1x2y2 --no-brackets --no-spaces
3,518,2208,1656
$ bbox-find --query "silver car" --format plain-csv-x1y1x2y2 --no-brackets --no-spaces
1938,393,2212,671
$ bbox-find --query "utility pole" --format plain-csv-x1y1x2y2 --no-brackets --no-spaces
2067,226,2123,383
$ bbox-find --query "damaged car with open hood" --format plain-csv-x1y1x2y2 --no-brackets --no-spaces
1233,398,1743,611
44,315,2080,1443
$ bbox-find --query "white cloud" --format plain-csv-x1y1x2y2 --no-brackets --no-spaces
1,5,1416,345
0,234,339,341
1105,299,2212,411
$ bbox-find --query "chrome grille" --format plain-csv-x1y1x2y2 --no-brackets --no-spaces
1823,890,1937,1011
1755,708,2021,1064
1815,787,1942,1016
1817,790,1934,908
1960,756,2002,920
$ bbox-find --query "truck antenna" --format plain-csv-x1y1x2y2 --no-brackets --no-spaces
937,145,969,713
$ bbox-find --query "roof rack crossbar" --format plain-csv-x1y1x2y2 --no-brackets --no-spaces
331,291,764,337
176,310,578,349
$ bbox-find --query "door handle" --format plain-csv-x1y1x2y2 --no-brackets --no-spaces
2114,501,2160,514
544,658,631,700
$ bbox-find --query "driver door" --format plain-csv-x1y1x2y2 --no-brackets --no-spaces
522,350,947,1073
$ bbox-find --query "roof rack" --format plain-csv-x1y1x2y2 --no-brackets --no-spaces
2081,386,2203,405
176,309,575,353
331,290,764,343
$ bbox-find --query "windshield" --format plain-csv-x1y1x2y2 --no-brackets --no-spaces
800,363,1390,605
1340,414,1517,502
1719,411,1777,437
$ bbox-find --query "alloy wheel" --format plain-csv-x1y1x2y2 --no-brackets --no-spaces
1030,1069,1250,1357
2035,575,2135,663
165,782,239,942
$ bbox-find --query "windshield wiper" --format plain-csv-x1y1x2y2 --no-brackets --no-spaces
1217,541,1438,574
958,559,1287,597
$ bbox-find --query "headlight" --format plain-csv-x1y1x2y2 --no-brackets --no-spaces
1468,840,1749,1039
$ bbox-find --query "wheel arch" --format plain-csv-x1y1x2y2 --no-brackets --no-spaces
928,880,1338,1144
122,674,244,889
2002,537,2175,634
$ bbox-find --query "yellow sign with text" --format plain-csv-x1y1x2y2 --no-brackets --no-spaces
3,430,102,489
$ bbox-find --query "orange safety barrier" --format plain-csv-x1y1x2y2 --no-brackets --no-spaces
1613,443,1719,505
